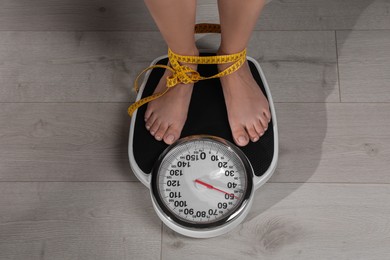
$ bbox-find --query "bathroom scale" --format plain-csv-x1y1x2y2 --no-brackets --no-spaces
128,53,278,238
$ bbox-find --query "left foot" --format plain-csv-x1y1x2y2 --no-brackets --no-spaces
218,51,271,147
144,48,199,145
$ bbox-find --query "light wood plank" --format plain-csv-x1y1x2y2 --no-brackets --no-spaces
249,31,338,103
0,0,154,31
0,182,161,260
256,0,390,30
271,103,390,184
162,183,390,260
0,103,136,181
0,31,338,103
0,0,389,31
0,31,167,103
337,30,390,102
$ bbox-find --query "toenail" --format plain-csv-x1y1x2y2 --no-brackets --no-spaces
155,135,162,141
252,137,259,142
166,135,174,143
146,125,150,130
238,136,247,144
150,131,155,135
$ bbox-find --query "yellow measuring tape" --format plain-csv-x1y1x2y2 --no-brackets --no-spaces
127,23,247,117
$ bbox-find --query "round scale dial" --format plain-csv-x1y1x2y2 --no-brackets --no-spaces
151,136,253,229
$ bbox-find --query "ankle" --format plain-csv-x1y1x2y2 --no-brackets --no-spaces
169,46,199,57
217,46,245,56
216,47,247,73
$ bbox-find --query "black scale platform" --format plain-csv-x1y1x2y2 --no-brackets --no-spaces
132,54,274,177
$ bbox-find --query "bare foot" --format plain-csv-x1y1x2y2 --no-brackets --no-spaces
218,52,271,147
144,51,198,145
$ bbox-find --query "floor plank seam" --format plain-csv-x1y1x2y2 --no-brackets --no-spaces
160,223,163,260
267,182,390,185
0,102,133,104
335,30,342,103
0,181,140,183
0,29,389,33
1,181,390,185
2,101,390,104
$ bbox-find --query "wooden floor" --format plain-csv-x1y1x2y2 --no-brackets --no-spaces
1,0,390,259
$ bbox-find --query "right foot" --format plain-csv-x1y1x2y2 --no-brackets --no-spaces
144,50,198,145
217,50,271,147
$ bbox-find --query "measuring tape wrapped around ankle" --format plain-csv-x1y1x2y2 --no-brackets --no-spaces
127,23,247,117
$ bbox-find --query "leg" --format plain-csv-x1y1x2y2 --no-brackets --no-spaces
143,0,198,144
217,0,271,146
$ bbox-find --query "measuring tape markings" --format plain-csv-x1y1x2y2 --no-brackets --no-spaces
128,23,247,117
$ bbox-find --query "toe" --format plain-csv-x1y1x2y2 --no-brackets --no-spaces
231,124,249,147
145,113,156,130
246,125,260,142
145,107,153,121
154,123,168,141
163,125,180,145
149,119,161,136
259,115,269,132
263,109,271,123
254,120,265,137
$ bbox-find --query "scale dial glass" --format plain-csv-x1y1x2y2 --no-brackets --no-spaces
151,136,253,228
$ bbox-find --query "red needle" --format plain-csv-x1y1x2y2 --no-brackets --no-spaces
194,179,239,199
